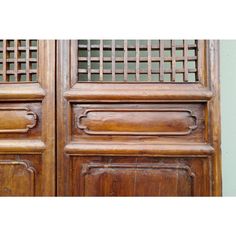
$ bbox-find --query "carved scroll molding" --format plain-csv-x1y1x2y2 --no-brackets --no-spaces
77,108,197,136
0,107,37,133
0,160,36,196
81,163,195,177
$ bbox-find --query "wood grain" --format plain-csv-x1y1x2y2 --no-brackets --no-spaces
0,40,55,196
80,163,195,196
0,160,35,196
0,107,37,133
57,39,221,196
1,39,221,197
70,156,211,196
72,103,205,144
76,108,197,136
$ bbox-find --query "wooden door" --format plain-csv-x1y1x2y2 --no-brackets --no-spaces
0,40,221,196
0,40,55,196
57,40,221,196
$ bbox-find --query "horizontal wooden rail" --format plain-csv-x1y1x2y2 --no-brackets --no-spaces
65,86,213,101
77,56,198,63
65,143,214,156
0,83,45,100
0,140,46,154
77,43,197,50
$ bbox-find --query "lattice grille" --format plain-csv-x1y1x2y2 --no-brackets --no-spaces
0,40,38,82
77,40,200,83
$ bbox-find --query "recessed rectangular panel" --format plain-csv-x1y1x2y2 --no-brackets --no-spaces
70,156,211,196
0,107,37,133
0,102,41,139
0,154,42,196
81,163,193,196
77,109,197,135
0,161,35,196
72,103,205,143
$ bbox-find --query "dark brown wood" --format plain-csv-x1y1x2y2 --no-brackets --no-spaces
57,40,221,196
72,103,205,143
71,156,210,196
0,39,221,196
0,40,55,196
207,40,222,195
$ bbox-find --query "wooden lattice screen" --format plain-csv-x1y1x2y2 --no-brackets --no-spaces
0,40,38,82
77,40,202,83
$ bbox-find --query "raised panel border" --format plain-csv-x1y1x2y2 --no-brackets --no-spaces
0,160,36,196
0,107,37,133
77,108,197,136
80,162,195,196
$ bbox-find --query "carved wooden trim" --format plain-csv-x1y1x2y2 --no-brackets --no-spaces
80,163,195,196
81,163,195,176
0,160,36,173
0,160,36,196
77,108,197,136
0,107,37,133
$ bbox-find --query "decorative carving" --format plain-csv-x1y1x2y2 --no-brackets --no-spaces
0,160,36,196
0,107,37,133
80,163,195,196
77,108,197,136
81,163,195,177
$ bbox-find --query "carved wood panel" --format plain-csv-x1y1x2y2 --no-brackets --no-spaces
81,163,194,196
72,103,205,143
0,106,38,134
0,103,42,140
0,154,42,196
0,160,35,196
70,156,210,196
77,108,197,135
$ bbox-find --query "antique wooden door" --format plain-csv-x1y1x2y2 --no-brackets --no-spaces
57,40,221,196
0,40,221,196
0,40,55,196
